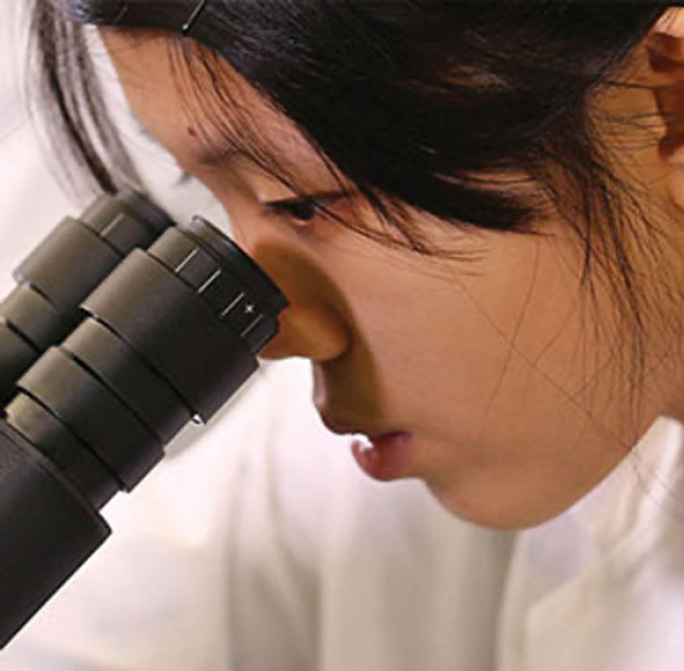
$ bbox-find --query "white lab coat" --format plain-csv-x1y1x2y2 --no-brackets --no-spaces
498,417,684,671
2,9,684,670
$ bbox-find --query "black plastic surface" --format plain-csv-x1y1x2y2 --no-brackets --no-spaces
18,348,163,491
0,321,38,404
4,394,118,508
84,251,258,421
62,319,191,444
15,218,122,312
0,422,109,649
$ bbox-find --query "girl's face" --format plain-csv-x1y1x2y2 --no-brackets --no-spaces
102,29,684,529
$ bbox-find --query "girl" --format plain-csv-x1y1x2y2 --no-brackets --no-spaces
15,1,684,669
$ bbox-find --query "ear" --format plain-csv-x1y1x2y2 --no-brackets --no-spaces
648,8,684,163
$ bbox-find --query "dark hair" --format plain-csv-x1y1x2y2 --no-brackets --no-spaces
31,1,675,400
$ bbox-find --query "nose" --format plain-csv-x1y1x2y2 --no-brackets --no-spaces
228,219,351,364
258,299,350,362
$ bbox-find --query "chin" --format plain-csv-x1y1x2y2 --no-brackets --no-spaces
426,480,574,531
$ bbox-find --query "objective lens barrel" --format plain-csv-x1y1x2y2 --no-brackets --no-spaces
0,194,288,648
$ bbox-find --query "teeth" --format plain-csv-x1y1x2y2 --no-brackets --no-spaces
350,433,373,452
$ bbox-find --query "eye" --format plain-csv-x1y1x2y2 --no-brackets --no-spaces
265,197,322,222
263,191,349,226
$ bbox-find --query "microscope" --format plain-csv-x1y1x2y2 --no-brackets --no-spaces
0,188,287,647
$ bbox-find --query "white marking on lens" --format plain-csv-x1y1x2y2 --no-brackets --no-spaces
175,248,199,273
198,269,221,293
241,313,264,338
220,292,245,317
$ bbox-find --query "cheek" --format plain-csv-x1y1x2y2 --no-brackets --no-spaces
366,234,639,526
340,231,595,423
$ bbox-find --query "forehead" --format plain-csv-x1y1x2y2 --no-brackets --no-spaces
100,28,336,186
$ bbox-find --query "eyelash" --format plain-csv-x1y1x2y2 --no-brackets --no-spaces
265,198,324,222
264,193,347,226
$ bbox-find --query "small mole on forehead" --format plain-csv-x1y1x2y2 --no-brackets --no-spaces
187,126,198,138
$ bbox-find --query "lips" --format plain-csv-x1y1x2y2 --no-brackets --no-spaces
350,432,415,481
316,409,414,481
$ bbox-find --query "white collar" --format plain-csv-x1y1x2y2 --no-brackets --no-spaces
568,415,684,555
